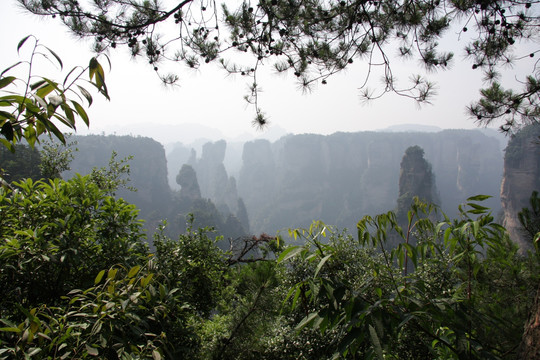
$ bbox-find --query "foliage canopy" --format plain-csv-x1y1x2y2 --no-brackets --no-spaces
18,0,540,131
0,165,538,358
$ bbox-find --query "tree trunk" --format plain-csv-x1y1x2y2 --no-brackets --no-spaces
518,282,540,360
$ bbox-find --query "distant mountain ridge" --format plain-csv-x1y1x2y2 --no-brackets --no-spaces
63,128,506,242
236,129,503,234
380,124,443,132
78,121,290,146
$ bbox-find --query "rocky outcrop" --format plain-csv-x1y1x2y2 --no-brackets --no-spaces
177,164,201,202
396,145,438,223
237,198,250,233
62,130,505,242
166,143,191,190
171,140,250,237
500,125,540,251
237,139,277,230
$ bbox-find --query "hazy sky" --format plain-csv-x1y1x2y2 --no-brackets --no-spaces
1,1,536,143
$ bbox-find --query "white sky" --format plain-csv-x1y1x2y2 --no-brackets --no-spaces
1,1,537,142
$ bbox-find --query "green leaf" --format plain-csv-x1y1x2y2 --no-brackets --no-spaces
283,282,301,308
62,66,79,87
24,126,37,148
91,320,102,336
35,83,56,99
468,209,486,214
140,273,154,287
472,220,480,238
467,202,489,211
44,114,67,143
107,268,118,280
52,113,73,128
89,58,98,80
89,57,105,88
0,327,22,333
17,35,32,53
43,46,63,69
94,270,106,284
0,62,22,77
85,344,99,356
89,78,110,101
369,324,384,360
32,94,47,109
36,332,51,341
339,327,363,355
76,85,93,106
71,100,90,127
30,79,47,90
127,265,141,278
296,312,319,331
21,328,30,343
291,286,301,308
60,103,75,127
402,243,417,268
27,347,42,357
277,245,303,263
1,121,14,141
0,76,16,89
467,194,491,202
314,253,332,278
39,78,61,97
0,138,15,152
443,227,452,244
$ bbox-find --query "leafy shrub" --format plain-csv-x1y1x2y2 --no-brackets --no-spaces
0,175,147,316
279,197,539,359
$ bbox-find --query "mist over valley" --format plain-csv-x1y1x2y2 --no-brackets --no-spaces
61,127,512,242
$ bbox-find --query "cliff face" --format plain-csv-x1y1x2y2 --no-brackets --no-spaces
61,130,506,241
237,139,277,226
64,135,172,231
238,130,503,235
500,125,540,251
65,135,248,241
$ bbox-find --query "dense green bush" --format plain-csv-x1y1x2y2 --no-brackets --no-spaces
0,176,147,316
279,198,539,359
0,173,537,359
